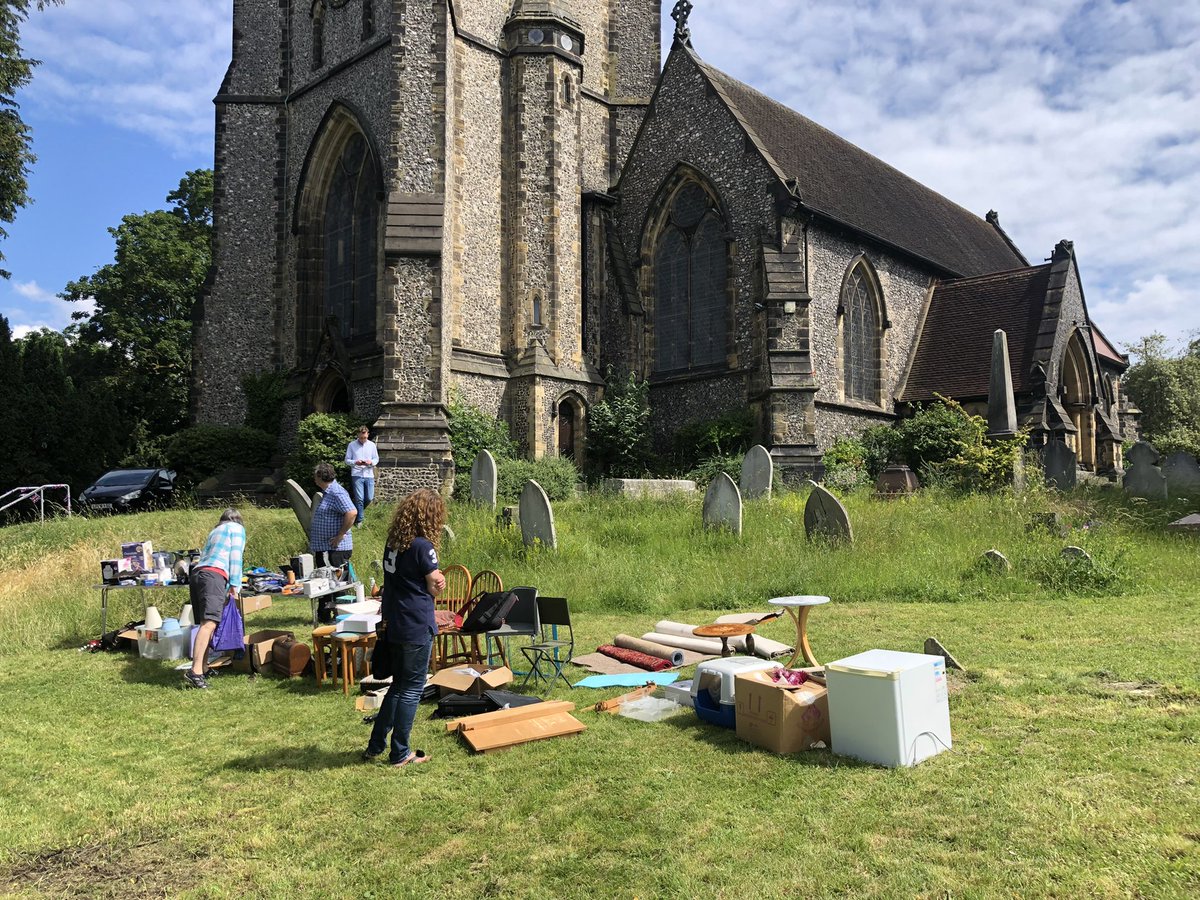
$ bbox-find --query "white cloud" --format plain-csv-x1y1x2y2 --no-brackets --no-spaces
678,0,1200,348
13,280,56,303
21,1,232,156
11,322,57,339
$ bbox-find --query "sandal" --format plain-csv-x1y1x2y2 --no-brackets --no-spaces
391,749,431,768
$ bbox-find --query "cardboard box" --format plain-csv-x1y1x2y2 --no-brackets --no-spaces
427,665,513,697
120,541,154,573
237,594,273,616
232,629,295,674
735,670,831,754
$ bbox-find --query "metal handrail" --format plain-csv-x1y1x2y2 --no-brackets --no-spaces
0,484,72,521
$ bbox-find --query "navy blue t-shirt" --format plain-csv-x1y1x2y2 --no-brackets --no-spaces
380,536,439,644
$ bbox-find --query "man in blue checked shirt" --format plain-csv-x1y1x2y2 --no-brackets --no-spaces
185,508,245,689
310,462,356,620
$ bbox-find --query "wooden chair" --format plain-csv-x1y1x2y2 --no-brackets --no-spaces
469,569,503,597
432,564,476,671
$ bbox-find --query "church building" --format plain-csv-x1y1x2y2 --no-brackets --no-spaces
193,0,1126,495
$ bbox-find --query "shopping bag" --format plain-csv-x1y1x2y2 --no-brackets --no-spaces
211,596,245,653
370,627,392,678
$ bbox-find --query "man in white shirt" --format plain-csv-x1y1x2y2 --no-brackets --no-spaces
344,426,380,527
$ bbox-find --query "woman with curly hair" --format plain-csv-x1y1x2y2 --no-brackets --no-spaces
363,488,447,767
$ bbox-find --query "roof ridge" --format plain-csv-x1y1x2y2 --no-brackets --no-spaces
941,263,1052,286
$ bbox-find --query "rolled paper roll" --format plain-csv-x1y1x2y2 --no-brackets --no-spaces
642,632,725,655
144,605,164,629
613,634,684,667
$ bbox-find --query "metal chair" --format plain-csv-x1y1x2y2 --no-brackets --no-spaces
485,586,538,669
521,597,574,689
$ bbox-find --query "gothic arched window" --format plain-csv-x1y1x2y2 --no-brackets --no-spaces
652,182,728,374
841,262,881,403
322,133,379,343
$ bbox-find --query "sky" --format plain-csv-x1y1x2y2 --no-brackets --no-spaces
1,0,1197,356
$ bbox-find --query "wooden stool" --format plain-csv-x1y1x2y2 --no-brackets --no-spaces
332,633,376,696
312,626,337,687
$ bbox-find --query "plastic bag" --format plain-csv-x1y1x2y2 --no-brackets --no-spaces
618,696,686,723
210,596,244,652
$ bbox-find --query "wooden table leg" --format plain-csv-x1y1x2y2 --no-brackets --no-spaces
797,605,819,667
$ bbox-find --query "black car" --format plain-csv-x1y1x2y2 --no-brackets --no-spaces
80,468,177,513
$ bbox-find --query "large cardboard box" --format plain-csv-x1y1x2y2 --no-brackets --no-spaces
233,629,295,674
735,670,831,754
237,594,273,617
428,665,513,697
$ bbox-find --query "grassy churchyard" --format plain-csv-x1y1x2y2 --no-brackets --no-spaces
0,485,1197,899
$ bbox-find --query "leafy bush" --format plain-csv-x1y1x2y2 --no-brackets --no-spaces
671,408,754,472
286,412,361,485
860,424,900,479
167,425,276,486
822,438,871,491
1149,427,1200,460
447,391,517,497
587,369,652,478
242,371,286,435
894,399,978,474
685,452,744,488
497,457,579,502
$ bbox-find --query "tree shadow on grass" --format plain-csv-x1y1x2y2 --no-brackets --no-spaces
222,744,367,772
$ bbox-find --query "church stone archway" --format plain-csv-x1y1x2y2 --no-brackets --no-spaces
555,392,586,465
1061,330,1095,470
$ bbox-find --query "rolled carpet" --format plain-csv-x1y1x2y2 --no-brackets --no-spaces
597,644,672,672
613,634,685,667
642,632,726,655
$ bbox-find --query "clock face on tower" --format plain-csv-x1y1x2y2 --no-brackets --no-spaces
528,28,544,44
559,33,574,52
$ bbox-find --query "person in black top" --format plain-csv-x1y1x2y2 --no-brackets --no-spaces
363,488,447,767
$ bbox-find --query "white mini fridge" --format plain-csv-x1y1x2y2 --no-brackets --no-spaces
825,649,952,767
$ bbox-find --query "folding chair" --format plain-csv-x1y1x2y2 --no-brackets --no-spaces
520,597,573,689
485,586,538,669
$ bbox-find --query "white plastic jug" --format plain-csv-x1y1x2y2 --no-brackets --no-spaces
144,605,164,629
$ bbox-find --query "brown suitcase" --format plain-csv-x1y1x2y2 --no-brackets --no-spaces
271,636,312,677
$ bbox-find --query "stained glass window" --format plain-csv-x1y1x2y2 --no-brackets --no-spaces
653,183,728,374
842,266,879,402
323,134,378,342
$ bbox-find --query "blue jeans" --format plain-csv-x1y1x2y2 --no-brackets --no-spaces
367,639,432,763
350,477,374,525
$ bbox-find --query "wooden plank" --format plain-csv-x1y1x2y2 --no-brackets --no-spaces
592,684,655,713
461,712,586,752
444,700,575,733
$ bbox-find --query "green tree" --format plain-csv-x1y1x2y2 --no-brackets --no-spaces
62,169,213,438
587,369,652,478
1123,333,1200,447
0,1,64,277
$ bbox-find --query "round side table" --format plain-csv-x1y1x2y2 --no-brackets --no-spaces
693,623,756,658
767,595,830,668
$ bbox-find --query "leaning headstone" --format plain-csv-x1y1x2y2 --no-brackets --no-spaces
1042,440,1077,491
739,445,774,500
284,479,314,536
923,637,964,672
987,329,1018,438
1061,545,1092,562
981,548,1012,573
1161,452,1200,498
470,450,498,509
518,480,557,549
804,481,853,544
702,472,743,535
1123,441,1167,501
442,523,456,545
1167,514,1200,532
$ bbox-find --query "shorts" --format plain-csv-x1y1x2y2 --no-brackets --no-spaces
189,567,228,623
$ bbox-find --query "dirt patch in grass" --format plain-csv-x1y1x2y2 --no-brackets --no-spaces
0,833,208,899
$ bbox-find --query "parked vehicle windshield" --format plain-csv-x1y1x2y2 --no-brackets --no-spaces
92,470,157,488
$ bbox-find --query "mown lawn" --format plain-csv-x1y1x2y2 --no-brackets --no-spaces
0,486,1197,898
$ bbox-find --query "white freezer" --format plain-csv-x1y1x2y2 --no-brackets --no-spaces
825,649,952,767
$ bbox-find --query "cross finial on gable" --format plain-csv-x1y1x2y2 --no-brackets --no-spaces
671,0,694,47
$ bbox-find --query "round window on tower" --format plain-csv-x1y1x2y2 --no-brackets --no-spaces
528,28,544,44
559,33,574,52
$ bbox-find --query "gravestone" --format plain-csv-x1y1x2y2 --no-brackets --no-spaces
739,445,774,500
923,637,964,672
1042,440,1077,491
518,480,557,549
1162,451,1200,497
1061,546,1092,562
1167,513,1200,532
442,523,456,545
987,329,1018,438
981,548,1011,573
804,481,853,544
702,472,743,535
470,450,498,508
1123,441,1167,501
601,478,697,498
284,479,314,536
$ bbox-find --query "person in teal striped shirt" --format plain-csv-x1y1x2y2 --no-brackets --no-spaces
185,508,246,689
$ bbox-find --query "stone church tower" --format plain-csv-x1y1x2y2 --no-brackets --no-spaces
193,0,661,495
